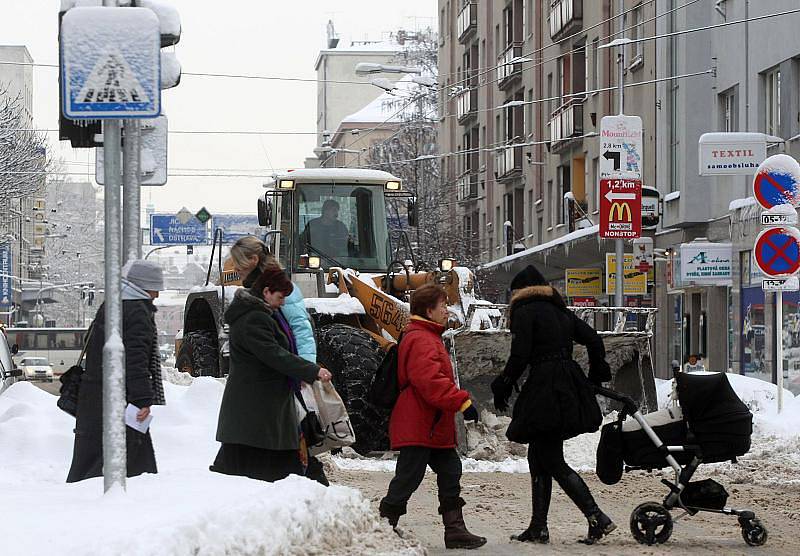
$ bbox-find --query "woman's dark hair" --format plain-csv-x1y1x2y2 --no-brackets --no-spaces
250,262,293,297
410,284,448,318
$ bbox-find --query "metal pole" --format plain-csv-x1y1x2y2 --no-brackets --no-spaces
102,119,126,493
122,120,141,263
615,0,625,309
777,290,784,413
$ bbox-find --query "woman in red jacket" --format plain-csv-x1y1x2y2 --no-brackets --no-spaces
379,284,486,550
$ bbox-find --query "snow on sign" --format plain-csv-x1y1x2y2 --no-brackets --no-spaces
599,177,642,239
96,115,168,186
599,115,643,180
753,227,800,278
61,7,160,119
752,154,800,210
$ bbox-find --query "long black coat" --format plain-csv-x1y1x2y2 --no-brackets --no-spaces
503,285,610,440
215,289,320,451
67,299,158,483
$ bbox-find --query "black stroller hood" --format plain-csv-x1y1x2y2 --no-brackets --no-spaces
676,372,753,462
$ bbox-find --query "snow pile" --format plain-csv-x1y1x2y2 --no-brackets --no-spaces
305,293,365,315
0,379,422,555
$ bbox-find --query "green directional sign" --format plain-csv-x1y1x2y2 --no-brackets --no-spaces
195,206,211,224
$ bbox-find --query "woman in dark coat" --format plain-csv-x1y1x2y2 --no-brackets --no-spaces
379,284,486,550
67,260,165,483
211,263,332,482
491,265,615,545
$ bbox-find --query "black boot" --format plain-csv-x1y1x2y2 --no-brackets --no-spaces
580,511,617,545
378,499,405,530
557,472,616,544
439,497,487,550
512,475,551,543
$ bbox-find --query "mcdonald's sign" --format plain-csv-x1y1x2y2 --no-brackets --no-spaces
600,178,642,239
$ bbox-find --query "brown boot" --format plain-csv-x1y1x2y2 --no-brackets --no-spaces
439,497,487,550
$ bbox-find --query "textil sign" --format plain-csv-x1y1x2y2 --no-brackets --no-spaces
680,242,732,285
698,133,767,176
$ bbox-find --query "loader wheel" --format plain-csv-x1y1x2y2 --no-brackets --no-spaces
176,330,220,378
316,324,389,455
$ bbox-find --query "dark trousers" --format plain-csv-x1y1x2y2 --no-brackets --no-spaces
381,446,462,515
306,454,329,486
527,437,599,527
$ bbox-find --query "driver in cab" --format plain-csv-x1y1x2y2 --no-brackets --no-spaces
301,199,350,259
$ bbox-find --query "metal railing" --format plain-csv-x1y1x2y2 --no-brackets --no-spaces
497,42,523,87
495,145,522,179
549,99,584,146
457,1,477,42
549,0,583,40
456,172,479,202
456,87,477,121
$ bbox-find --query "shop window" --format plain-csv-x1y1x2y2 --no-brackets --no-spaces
741,286,767,383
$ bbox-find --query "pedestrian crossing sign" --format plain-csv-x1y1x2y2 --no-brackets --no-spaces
61,7,160,119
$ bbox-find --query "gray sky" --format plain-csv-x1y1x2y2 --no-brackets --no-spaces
0,0,436,214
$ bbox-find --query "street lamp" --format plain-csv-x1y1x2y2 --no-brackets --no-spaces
355,62,422,75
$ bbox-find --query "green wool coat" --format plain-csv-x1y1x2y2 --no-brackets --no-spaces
215,289,320,451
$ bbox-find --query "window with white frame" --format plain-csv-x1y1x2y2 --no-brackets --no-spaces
719,87,738,132
592,38,600,93
765,67,781,136
630,4,643,66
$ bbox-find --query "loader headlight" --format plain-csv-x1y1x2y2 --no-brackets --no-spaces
384,180,401,191
308,256,321,269
438,258,456,272
278,179,295,190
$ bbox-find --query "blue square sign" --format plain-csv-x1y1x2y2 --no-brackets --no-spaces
61,7,161,119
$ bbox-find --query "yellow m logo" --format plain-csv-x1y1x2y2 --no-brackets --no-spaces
609,202,632,222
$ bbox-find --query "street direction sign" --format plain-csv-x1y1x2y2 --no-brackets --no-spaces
150,213,207,245
0,243,12,307
600,178,642,239
752,154,800,210
96,115,168,186
213,214,264,243
61,7,161,119
753,227,800,278
762,277,800,292
599,115,643,180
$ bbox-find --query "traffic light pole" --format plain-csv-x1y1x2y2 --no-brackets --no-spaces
615,0,625,310
122,120,142,262
102,118,127,493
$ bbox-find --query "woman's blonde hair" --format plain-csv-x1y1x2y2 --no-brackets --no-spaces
230,236,274,273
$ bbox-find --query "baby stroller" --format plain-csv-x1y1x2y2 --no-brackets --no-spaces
595,371,768,547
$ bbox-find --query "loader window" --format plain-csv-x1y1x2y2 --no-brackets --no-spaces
297,184,388,271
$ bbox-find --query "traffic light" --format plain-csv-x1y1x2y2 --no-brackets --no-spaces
133,0,182,89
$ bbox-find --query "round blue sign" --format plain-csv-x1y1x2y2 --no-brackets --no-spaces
754,227,800,277
753,154,800,210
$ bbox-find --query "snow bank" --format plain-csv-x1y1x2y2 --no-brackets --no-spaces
305,293,365,315
0,379,421,555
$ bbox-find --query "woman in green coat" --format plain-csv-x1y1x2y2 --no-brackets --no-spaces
211,264,332,482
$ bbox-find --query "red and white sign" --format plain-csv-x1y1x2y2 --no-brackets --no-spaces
571,297,597,307
600,178,642,239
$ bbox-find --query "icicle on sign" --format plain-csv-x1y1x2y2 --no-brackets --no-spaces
61,7,160,119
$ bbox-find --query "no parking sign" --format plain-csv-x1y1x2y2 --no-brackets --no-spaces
753,227,800,277
752,154,800,210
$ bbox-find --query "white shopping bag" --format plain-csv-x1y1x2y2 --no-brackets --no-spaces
308,381,356,455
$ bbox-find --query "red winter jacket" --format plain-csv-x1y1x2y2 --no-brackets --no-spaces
389,316,471,449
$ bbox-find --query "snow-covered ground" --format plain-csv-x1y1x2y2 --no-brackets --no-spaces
0,378,421,556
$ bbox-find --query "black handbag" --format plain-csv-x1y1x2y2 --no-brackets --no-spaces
295,391,326,448
57,324,94,417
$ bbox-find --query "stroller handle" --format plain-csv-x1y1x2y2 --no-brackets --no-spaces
593,385,639,415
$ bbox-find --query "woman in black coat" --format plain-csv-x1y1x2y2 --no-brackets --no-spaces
491,265,615,545
67,262,165,483
211,264,332,482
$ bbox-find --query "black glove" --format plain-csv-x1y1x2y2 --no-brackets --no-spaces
490,374,515,413
462,404,479,422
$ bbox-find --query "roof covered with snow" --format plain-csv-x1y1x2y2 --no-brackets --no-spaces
271,168,400,184
478,225,600,271
340,75,421,125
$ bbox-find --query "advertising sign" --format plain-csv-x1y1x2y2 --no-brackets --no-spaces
679,242,732,285
599,115,643,180
641,186,660,229
600,178,642,239
698,132,767,176
605,254,647,295
565,268,603,298
0,244,12,307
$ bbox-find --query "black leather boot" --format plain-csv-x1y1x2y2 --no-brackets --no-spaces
580,511,617,545
512,475,551,543
557,472,616,544
439,497,487,550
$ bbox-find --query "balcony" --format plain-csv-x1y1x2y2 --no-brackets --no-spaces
457,1,478,43
549,0,583,41
456,172,479,202
495,145,522,181
497,42,523,90
548,99,584,152
456,87,477,123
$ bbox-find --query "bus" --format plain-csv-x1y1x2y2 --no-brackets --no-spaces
4,327,89,374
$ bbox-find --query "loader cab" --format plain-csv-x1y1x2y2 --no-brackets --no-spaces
261,169,402,275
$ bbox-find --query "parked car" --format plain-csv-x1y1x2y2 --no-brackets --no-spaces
1,336,23,395
18,357,54,382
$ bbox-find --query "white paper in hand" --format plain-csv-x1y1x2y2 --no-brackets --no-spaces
125,403,153,433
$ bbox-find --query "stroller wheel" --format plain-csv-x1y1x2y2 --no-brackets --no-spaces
630,502,673,545
740,518,768,547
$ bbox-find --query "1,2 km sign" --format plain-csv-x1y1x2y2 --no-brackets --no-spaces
600,178,642,239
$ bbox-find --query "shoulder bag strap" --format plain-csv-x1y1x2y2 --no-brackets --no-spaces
76,323,95,366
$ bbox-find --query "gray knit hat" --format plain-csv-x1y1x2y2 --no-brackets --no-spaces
124,260,164,292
